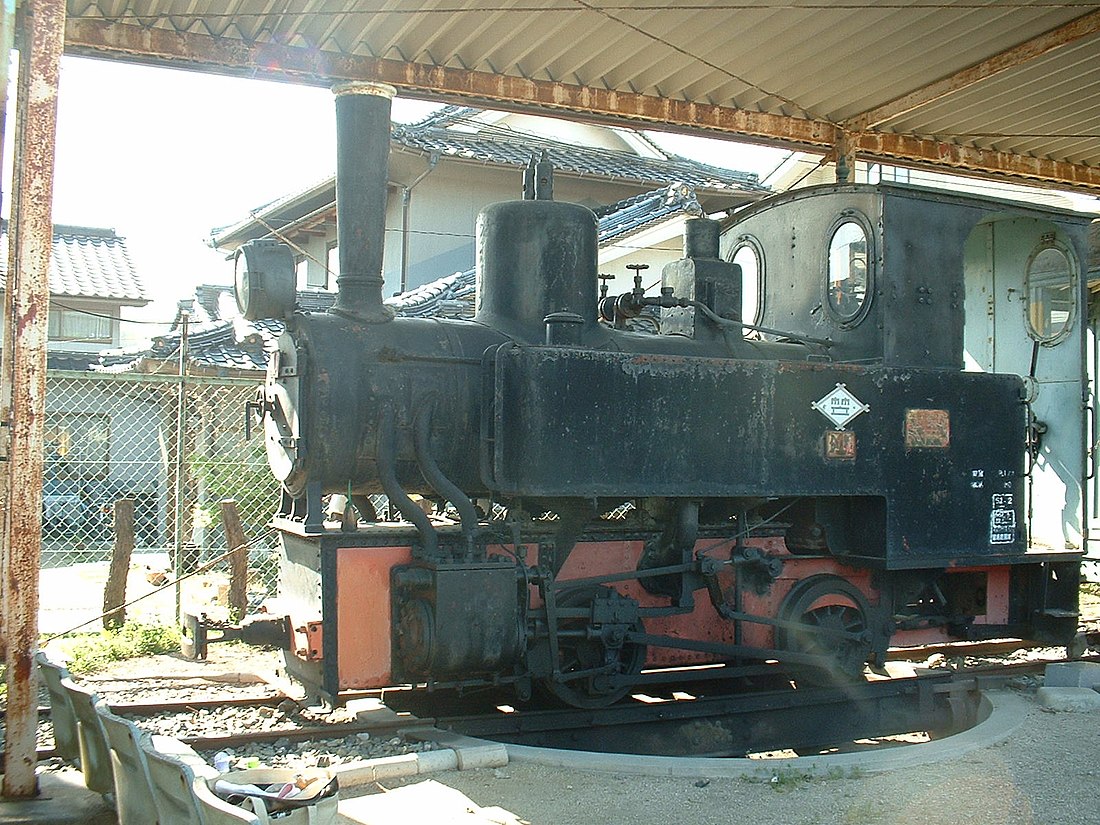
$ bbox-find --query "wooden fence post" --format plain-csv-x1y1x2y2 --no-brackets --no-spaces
103,498,135,630
220,499,249,621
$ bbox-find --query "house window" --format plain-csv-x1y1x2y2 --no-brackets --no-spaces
322,242,339,288
294,256,310,289
731,238,764,329
1025,243,1076,344
45,412,110,479
826,217,871,323
48,307,112,342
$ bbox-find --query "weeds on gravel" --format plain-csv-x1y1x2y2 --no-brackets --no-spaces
843,799,880,824
52,621,180,676
759,764,863,792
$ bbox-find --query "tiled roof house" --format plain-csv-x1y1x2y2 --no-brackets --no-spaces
103,183,709,375
0,222,149,369
211,105,766,301
103,108,764,376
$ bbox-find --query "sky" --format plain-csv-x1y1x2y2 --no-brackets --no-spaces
5,55,788,342
43,57,431,330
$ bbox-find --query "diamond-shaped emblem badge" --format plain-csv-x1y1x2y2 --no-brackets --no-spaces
811,383,870,430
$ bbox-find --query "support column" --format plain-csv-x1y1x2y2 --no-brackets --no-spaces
835,130,857,184
1,0,65,799
0,0,18,663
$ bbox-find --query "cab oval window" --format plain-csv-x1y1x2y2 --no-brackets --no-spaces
827,221,869,320
1025,246,1075,342
732,242,762,328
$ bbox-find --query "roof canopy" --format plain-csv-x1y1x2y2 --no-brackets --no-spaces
63,1,1100,193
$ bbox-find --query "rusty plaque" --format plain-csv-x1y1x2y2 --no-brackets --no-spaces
825,429,857,460
905,408,950,448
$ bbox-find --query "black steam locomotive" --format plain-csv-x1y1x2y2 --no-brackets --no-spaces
232,83,1085,707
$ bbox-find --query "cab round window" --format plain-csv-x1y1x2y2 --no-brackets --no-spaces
732,240,762,328
1025,245,1075,343
827,220,869,321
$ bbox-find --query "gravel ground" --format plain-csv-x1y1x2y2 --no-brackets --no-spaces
17,644,433,773
13,588,1098,824
195,733,437,771
335,596,1100,825
342,695,1100,825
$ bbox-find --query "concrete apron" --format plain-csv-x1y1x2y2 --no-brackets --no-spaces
0,769,116,825
0,690,1031,822
505,690,1027,780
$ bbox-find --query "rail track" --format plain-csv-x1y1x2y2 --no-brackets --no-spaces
9,649,1098,772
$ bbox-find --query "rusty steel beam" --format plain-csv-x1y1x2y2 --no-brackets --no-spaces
63,18,1100,192
1,0,65,799
855,131,1100,191
63,18,838,149
847,8,1100,131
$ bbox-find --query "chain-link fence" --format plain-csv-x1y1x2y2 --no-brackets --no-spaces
41,370,279,629
36,367,645,632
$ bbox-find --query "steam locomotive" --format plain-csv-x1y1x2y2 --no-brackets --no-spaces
231,83,1086,707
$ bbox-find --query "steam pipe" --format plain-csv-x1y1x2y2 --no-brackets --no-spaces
377,406,438,556
414,405,479,557
332,82,397,323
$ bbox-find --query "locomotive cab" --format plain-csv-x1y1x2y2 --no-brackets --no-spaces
719,183,1089,562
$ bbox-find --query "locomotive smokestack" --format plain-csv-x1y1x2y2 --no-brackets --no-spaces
332,82,397,323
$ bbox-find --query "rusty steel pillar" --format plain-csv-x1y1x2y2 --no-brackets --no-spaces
0,0,17,663
834,130,857,184
1,0,66,799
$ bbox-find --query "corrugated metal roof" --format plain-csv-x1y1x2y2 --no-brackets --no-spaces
0,222,148,304
64,2,1100,190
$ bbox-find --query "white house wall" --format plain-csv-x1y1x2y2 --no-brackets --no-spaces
0,296,125,354
292,156,696,298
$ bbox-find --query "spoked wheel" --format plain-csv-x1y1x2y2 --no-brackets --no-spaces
540,585,646,709
776,574,873,684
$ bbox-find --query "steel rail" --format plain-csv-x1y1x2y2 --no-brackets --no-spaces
175,714,433,753
7,652,1094,771
436,672,966,756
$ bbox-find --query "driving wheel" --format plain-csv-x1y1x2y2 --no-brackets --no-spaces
540,585,646,709
776,574,873,683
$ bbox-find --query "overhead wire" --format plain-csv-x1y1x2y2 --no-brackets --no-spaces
51,300,176,326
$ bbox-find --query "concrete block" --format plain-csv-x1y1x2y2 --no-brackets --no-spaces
1044,661,1100,689
334,760,377,787
1036,686,1100,712
416,748,460,774
454,742,509,771
370,753,421,781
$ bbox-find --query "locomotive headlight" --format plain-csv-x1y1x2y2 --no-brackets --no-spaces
234,239,297,321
